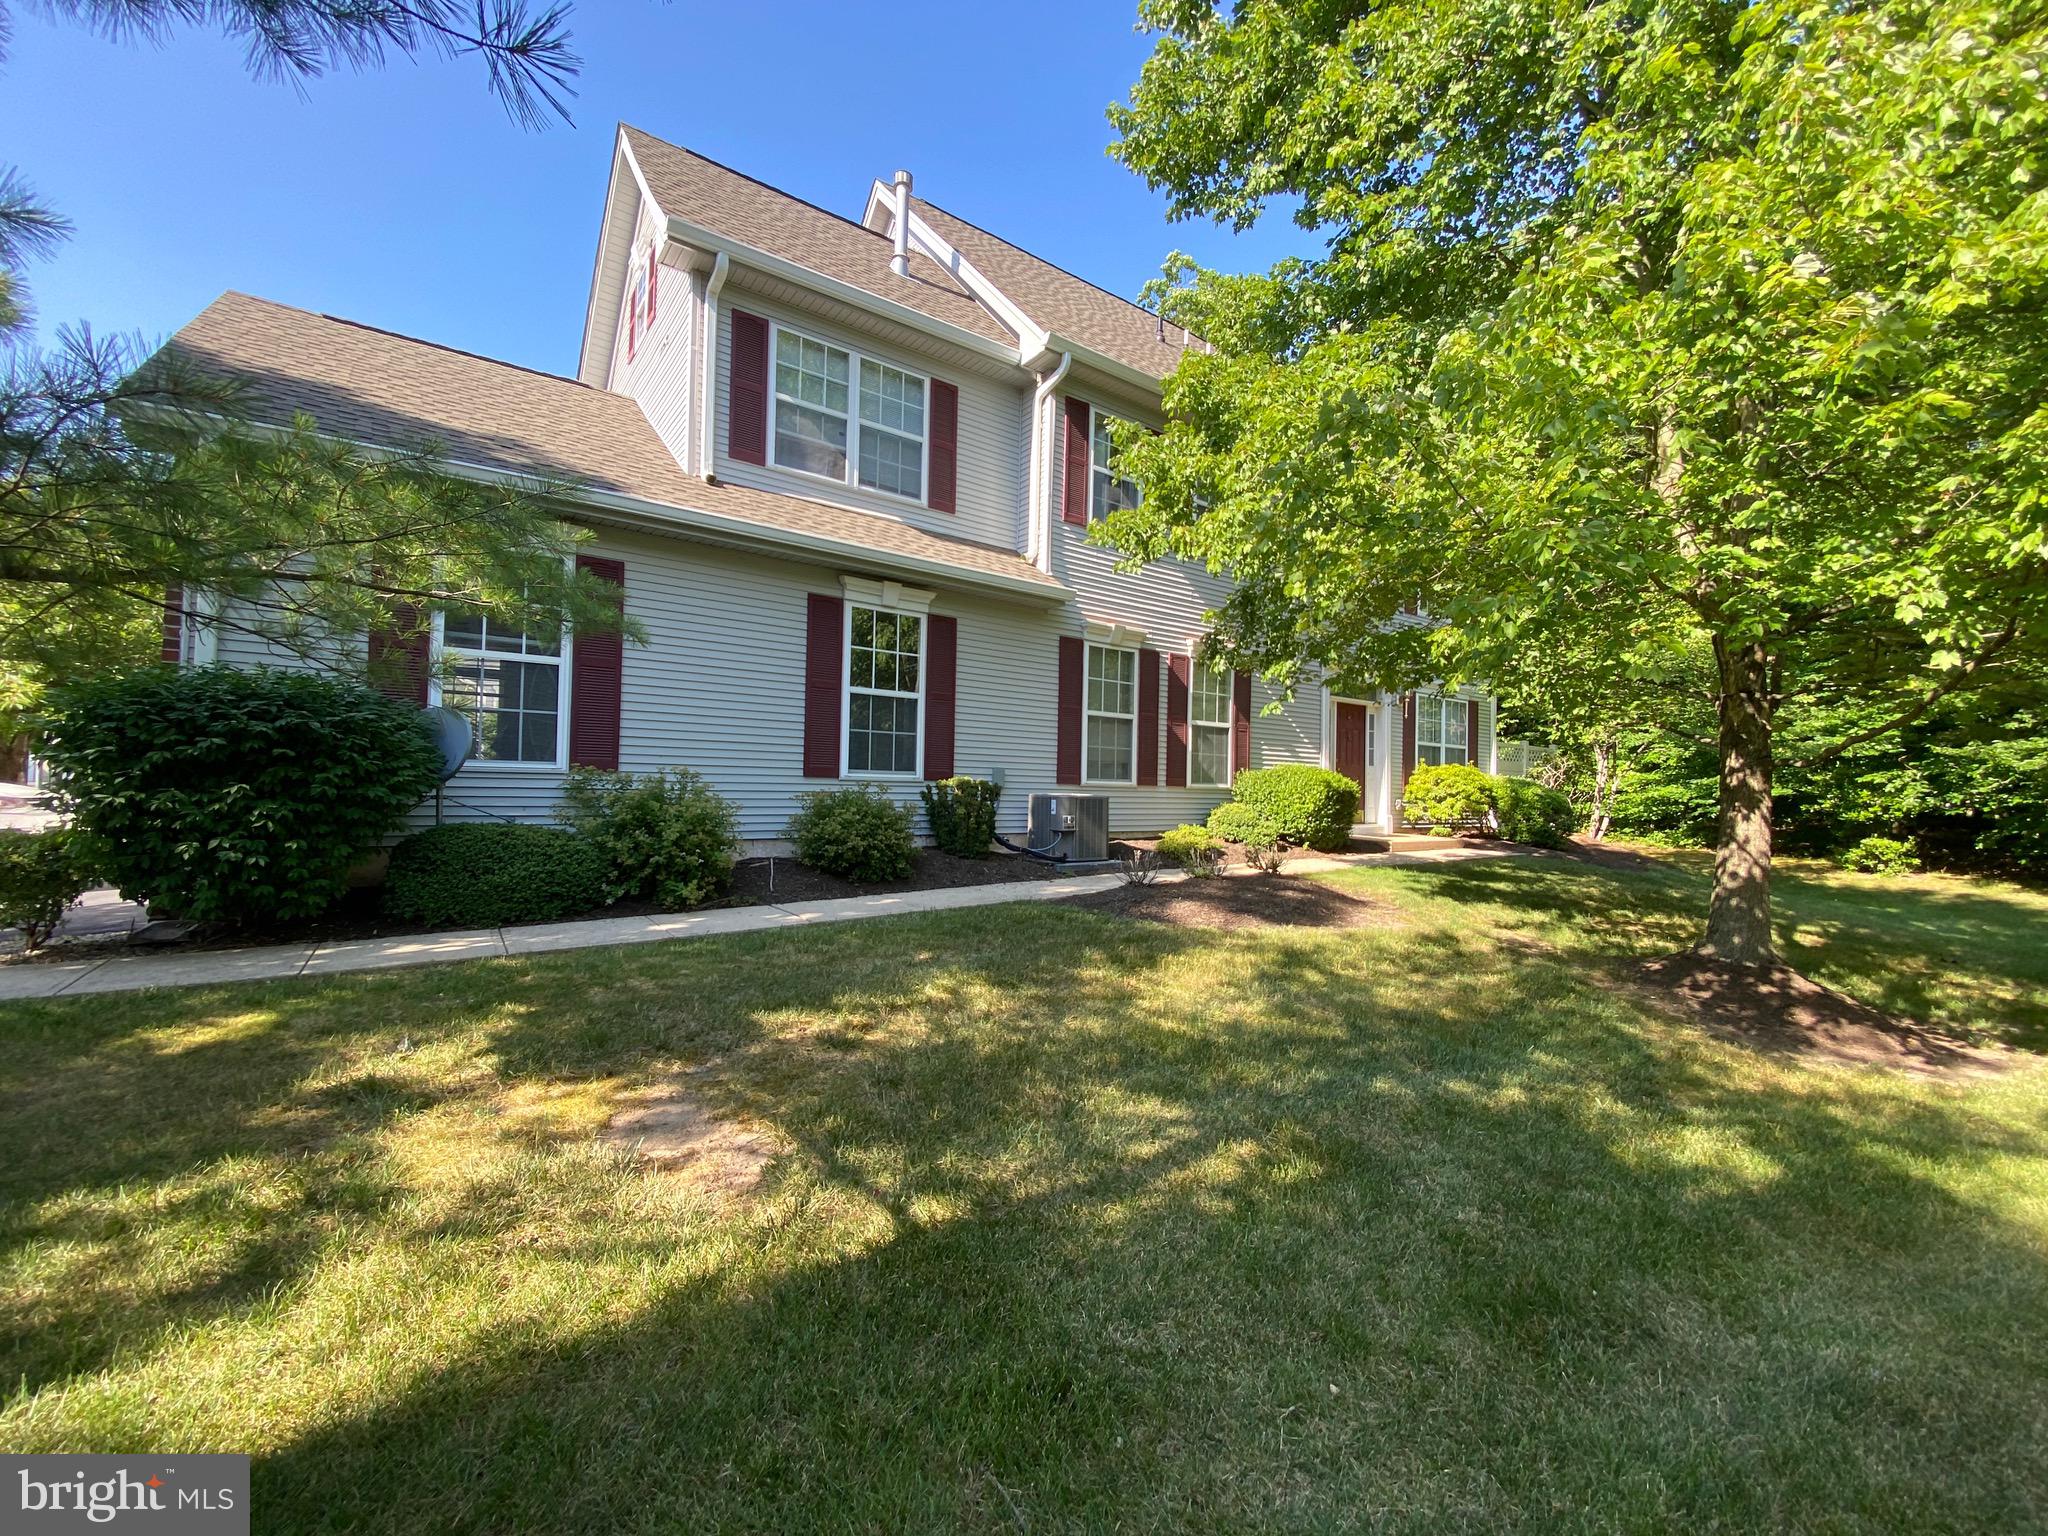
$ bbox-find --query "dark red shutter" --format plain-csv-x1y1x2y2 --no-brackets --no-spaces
647,245,658,321
803,593,843,778
729,309,770,466
1402,692,1419,789
1056,635,1083,785
1165,653,1189,788
368,603,430,706
1137,647,1160,787
924,614,957,781
568,555,625,771
1468,698,1482,766
1232,670,1253,774
928,379,958,513
1061,397,1090,525
161,584,183,662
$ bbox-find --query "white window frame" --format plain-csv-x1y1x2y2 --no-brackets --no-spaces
1189,663,1233,789
841,601,926,781
1089,405,1141,523
625,260,646,360
1083,642,1139,787
768,320,930,506
1416,692,1470,768
429,607,572,771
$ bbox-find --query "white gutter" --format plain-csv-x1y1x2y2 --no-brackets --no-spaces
663,213,1021,366
1026,350,1072,575
696,250,730,480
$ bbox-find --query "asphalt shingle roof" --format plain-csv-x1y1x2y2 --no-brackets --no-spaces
622,127,1017,348
160,293,1061,594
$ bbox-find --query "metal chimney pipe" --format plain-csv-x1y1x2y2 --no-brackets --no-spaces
890,169,912,278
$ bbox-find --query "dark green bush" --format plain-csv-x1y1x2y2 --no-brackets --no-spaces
385,823,608,927
788,786,916,882
558,767,740,908
1228,765,1359,851
39,665,441,924
1206,801,1284,848
1403,763,1496,831
1492,776,1577,848
0,828,91,949
1157,823,1222,874
920,776,1001,858
1840,835,1919,875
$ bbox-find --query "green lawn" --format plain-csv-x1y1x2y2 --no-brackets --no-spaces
2,855,2044,1532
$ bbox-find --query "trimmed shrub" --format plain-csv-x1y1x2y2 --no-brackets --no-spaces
559,767,740,909
921,776,1002,858
0,828,91,949
1403,763,1496,832
1206,800,1284,848
788,785,917,883
385,823,608,927
1157,823,1222,874
39,665,441,925
1492,776,1576,848
1228,765,1359,852
1841,835,1920,875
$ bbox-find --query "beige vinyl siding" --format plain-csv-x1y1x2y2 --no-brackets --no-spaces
605,197,695,470
712,293,1029,555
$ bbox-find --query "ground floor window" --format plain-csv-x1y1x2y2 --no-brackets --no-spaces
440,612,564,764
847,604,922,775
1085,644,1137,783
1190,665,1231,787
1415,692,1469,767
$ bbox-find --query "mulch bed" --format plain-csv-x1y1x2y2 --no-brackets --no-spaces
729,848,1058,906
1635,953,2014,1079
1068,872,1396,932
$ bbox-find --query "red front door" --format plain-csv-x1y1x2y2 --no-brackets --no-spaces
1335,703,1368,793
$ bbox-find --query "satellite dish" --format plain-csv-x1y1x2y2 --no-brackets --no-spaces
421,706,475,781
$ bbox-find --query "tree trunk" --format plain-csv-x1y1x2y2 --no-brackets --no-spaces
1696,636,1775,965
1587,739,1616,841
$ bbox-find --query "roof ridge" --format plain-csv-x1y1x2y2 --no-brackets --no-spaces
620,124,894,248
913,195,1179,333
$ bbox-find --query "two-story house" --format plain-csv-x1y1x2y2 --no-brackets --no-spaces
160,125,1498,848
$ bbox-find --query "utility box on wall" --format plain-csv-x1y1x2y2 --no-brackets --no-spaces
1026,793,1110,862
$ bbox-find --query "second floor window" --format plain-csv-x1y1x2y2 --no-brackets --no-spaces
1091,408,1141,522
440,612,564,765
1190,666,1232,787
847,604,921,776
773,324,927,502
1085,643,1138,784
1415,692,1469,767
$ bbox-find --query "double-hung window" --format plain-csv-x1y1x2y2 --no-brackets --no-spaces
1190,666,1232,787
847,605,922,776
1084,644,1138,784
440,613,566,766
773,323,927,501
1090,408,1141,522
1415,692,1469,767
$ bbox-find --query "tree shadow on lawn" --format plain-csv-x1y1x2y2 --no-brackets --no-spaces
1369,857,2048,1052
4,901,2047,1529
144,916,2048,1526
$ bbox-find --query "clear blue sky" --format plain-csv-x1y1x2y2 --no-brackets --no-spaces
2,2,1312,377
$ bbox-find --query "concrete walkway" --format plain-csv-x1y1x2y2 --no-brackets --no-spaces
0,843,1518,1003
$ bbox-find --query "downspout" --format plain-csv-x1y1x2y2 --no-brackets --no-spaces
1027,351,1072,574
696,251,730,481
